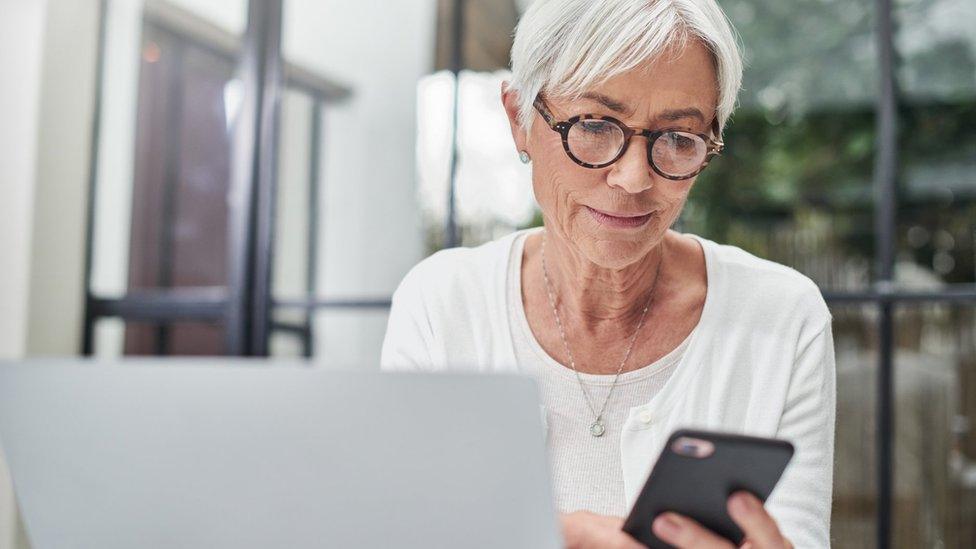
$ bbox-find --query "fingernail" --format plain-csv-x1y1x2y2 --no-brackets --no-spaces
654,514,683,537
730,493,751,515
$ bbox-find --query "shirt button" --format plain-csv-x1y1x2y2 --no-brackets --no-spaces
639,410,653,424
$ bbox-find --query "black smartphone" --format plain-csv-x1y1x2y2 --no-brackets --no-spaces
621,428,794,548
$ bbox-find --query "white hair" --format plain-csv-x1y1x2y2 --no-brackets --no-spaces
508,0,743,135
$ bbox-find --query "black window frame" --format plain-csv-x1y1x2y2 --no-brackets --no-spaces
81,0,357,359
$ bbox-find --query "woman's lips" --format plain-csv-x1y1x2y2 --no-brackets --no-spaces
585,206,653,229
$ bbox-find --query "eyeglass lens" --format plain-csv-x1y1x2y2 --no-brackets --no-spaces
565,119,708,177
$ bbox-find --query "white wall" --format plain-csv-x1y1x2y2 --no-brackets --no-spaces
0,2,49,547
25,0,101,355
0,1,46,358
0,0,100,545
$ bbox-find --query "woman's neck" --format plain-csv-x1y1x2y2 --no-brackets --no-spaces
540,228,667,334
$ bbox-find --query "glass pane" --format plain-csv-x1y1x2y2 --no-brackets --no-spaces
417,69,536,251
894,0,976,287
268,308,391,365
682,0,878,293
269,306,311,358
269,328,307,358
315,309,390,367
894,303,976,547
93,318,224,357
266,309,388,365
418,1,531,250
831,303,880,548
272,0,431,355
280,0,429,299
90,0,248,297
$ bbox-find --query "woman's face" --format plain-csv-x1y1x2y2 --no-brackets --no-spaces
513,40,719,269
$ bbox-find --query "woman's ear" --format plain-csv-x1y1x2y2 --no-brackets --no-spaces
500,81,529,154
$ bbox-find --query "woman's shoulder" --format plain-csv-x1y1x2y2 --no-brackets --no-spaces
692,234,831,326
383,231,526,370
392,230,523,307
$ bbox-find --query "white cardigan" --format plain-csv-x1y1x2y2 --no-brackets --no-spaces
381,229,836,548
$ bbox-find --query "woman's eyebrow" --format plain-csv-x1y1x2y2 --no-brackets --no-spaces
581,92,633,115
658,107,706,123
580,92,706,123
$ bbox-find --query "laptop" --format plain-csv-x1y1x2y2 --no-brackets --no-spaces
0,360,561,549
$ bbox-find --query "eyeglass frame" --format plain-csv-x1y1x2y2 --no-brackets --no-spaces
532,94,725,180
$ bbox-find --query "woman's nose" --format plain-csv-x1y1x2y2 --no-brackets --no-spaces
605,138,655,194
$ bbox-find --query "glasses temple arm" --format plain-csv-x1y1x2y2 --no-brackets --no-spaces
533,97,558,129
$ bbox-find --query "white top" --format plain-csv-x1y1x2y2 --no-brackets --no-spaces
507,231,690,516
381,228,836,548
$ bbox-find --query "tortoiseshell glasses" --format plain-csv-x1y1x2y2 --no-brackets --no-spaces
533,95,725,180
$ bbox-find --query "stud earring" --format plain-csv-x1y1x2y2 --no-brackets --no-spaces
519,150,531,164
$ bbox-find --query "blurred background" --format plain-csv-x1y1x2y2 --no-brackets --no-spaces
1,0,974,547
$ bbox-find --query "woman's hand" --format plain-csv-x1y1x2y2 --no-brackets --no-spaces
651,491,793,548
560,511,645,549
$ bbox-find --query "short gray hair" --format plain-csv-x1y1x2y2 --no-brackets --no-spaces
509,0,743,134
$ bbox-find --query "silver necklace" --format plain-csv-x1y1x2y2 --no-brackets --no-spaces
540,232,663,438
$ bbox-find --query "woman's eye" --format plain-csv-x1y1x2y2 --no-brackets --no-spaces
665,132,696,150
579,121,613,134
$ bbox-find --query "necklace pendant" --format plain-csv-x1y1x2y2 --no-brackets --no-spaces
589,420,606,437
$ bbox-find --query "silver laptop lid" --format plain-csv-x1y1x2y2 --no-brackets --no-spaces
0,360,560,549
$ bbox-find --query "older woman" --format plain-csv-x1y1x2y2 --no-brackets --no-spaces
382,0,835,547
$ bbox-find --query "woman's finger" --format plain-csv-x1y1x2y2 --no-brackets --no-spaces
606,531,651,549
591,515,645,549
652,512,735,549
726,491,790,548
559,511,646,549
